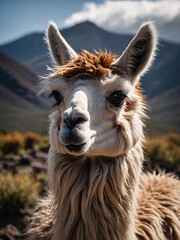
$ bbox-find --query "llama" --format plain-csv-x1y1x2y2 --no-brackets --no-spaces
27,21,180,240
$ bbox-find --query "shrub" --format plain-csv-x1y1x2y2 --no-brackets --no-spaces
0,172,40,229
35,172,48,195
0,132,49,154
0,172,40,215
0,132,24,154
164,133,180,147
145,133,180,173
24,132,49,151
24,132,45,149
35,172,47,185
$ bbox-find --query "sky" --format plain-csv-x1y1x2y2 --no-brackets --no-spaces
0,0,180,45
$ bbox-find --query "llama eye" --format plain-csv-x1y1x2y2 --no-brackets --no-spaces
106,91,126,108
49,90,63,106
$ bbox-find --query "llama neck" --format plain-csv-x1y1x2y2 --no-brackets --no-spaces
48,142,143,240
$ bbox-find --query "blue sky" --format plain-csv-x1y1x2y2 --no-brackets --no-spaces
0,0,180,45
0,0,102,44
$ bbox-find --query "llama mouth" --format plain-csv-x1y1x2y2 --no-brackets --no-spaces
65,143,87,153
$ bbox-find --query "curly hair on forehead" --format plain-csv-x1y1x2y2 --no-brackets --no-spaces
51,50,125,80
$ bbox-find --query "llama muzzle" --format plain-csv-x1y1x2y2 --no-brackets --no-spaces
58,89,94,154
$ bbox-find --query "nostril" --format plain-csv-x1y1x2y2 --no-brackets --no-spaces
74,116,86,125
63,115,87,129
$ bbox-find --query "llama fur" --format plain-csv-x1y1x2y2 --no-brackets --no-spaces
27,21,180,240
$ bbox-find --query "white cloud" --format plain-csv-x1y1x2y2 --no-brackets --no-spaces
64,1,180,43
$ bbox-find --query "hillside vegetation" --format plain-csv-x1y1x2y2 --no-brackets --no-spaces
0,131,179,239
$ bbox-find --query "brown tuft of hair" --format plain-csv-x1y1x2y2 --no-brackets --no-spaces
52,51,125,80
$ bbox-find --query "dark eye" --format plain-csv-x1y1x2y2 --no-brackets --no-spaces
106,91,126,108
49,90,63,106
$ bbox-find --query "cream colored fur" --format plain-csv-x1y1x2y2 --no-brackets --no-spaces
27,21,180,240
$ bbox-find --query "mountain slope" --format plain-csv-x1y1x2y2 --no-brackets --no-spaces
0,52,48,110
0,22,133,74
149,85,180,126
0,52,49,133
0,33,46,63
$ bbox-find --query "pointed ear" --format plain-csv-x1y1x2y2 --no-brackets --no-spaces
114,22,158,80
46,21,77,66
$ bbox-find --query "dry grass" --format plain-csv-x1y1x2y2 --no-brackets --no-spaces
0,132,24,154
0,131,48,154
145,133,180,174
24,132,48,150
0,131,179,237
0,172,40,229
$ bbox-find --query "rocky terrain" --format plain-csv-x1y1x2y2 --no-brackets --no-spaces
0,131,179,239
0,149,48,240
0,132,48,239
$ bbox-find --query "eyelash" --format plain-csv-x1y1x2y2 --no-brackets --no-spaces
49,90,63,106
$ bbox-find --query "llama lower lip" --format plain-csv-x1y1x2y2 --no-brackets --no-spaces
66,143,86,152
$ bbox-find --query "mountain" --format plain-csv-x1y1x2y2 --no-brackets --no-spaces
1,22,180,97
0,33,46,64
149,85,180,126
0,22,133,74
0,21,179,134
0,52,49,133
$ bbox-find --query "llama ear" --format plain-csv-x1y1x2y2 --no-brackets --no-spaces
114,22,158,80
46,21,77,66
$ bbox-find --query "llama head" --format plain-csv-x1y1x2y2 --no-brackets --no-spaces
41,21,157,157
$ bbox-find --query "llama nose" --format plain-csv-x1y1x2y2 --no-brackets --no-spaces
63,108,89,129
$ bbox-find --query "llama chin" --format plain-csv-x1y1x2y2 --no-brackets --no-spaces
27,21,180,240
